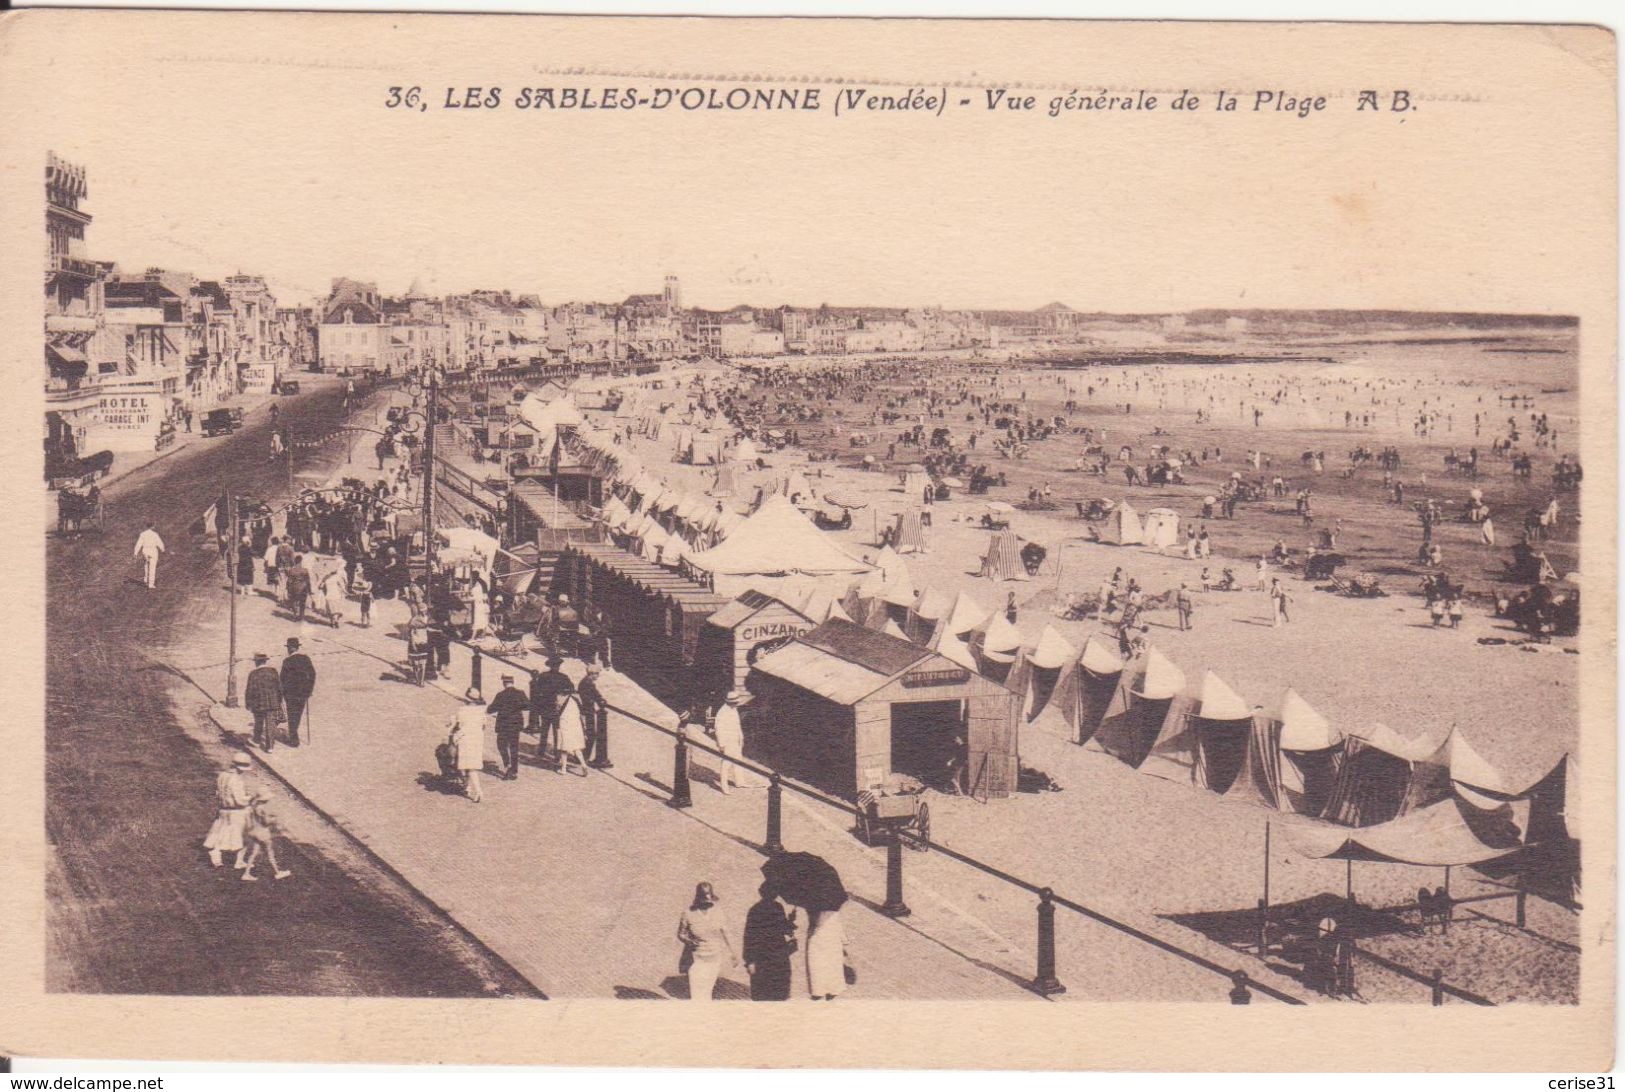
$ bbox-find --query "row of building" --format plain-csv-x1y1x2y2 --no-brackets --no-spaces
310,277,1084,375
45,152,306,462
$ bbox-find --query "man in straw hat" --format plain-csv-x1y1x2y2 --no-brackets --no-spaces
203,752,255,869
711,689,758,794
244,652,285,752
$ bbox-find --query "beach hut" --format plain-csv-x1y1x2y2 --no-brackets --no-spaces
746,619,1020,799
1183,672,1255,793
972,612,1024,681
1091,647,1185,768
711,463,738,498
979,530,1029,581
892,509,928,554
1142,508,1181,551
1099,501,1144,546
691,589,817,701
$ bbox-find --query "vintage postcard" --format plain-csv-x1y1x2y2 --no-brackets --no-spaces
0,11,1614,1071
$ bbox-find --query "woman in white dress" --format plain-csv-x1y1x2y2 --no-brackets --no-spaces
554,692,588,776
805,906,849,1000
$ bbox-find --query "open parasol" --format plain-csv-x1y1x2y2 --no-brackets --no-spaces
761,851,847,912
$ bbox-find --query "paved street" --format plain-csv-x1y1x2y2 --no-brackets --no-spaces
46,382,534,997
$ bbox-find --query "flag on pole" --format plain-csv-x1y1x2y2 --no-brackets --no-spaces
192,501,218,536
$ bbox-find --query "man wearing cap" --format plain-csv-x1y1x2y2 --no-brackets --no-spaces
280,638,317,747
244,653,285,751
203,752,255,868
487,673,530,780
552,593,580,658
578,663,610,769
529,657,574,761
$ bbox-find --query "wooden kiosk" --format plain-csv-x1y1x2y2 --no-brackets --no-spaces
746,618,1020,800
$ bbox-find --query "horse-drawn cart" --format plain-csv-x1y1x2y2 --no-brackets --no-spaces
56,486,106,534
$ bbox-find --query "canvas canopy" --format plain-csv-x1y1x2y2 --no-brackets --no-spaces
1320,723,1450,828
685,494,875,595
976,613,1023,664
1287,796,1527,867
1027,626,1078,671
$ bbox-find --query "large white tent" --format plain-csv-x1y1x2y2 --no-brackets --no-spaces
684,494,875,597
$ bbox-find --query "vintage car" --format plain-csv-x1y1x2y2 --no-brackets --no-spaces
201,408,238,437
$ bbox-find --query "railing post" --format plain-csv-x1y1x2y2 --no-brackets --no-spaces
1229,971,1253,1005
668,728,693,809
1033,888,1065,995
1256,898,1269,957
1515,889,1527,928
590,706,613,769
1431,968,1444,1006
470,648,482,695
1441,892,1451,935
763,772,785,854
881,835,911,918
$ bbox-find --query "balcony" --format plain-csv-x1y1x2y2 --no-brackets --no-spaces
46,254,101,280
45,313,98,335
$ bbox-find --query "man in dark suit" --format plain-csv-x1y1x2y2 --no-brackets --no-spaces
244,653,285,752
577,663,610,768
743,882,797,1001
486,673,530,780
279,637,317,747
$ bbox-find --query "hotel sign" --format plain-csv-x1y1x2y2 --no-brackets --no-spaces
98,393,157,430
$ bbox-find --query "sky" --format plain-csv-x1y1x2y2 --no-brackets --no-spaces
16,14,1611,316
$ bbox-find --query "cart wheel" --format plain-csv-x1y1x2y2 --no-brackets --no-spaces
908,801,931,851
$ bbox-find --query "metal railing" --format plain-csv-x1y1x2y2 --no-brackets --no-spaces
434,633,1307,1005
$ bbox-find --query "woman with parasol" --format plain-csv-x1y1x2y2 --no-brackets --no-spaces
762,853,851,1000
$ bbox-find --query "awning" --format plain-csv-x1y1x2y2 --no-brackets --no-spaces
47,343,88,365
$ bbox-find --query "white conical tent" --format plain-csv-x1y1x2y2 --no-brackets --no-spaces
1100,501,1144,545
1197,671,1250,720
976,613,1023,665
873,546,907,584
659,536,690,567
1027,626,1078,671
1136,648,1186,700
1079,633,1125,674
934,591,989,644
734,437,760,464
640,525,671,563
881,618,908,640
1278,689,1339,750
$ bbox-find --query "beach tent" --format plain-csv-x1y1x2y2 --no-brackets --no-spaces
972,612,1024,679
1073,635,1125,743
1091,648,1185,768
1187,672,1255,793
781,470,818,506
734,437,760,464
898,464,930,498
517,392,584,458
907,587,951,645
690,432,724,466
1023,626,1079,722
712,464,738,498
881,617,908,640
1320,723,1451,828
1271,689,1346,816
685,494,876,598
873,546,908,585
892,509,928,554
1099,501,1144,546
979,530,1029,581
640,524,671,564
1142,508,1180,551
929,590,988,671
658,536,690,568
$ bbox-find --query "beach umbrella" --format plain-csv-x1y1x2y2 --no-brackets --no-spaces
823,488,869,510
761,851,847,911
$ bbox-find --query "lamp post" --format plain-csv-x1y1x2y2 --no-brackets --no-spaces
422,364,439,572
224,494,239,707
